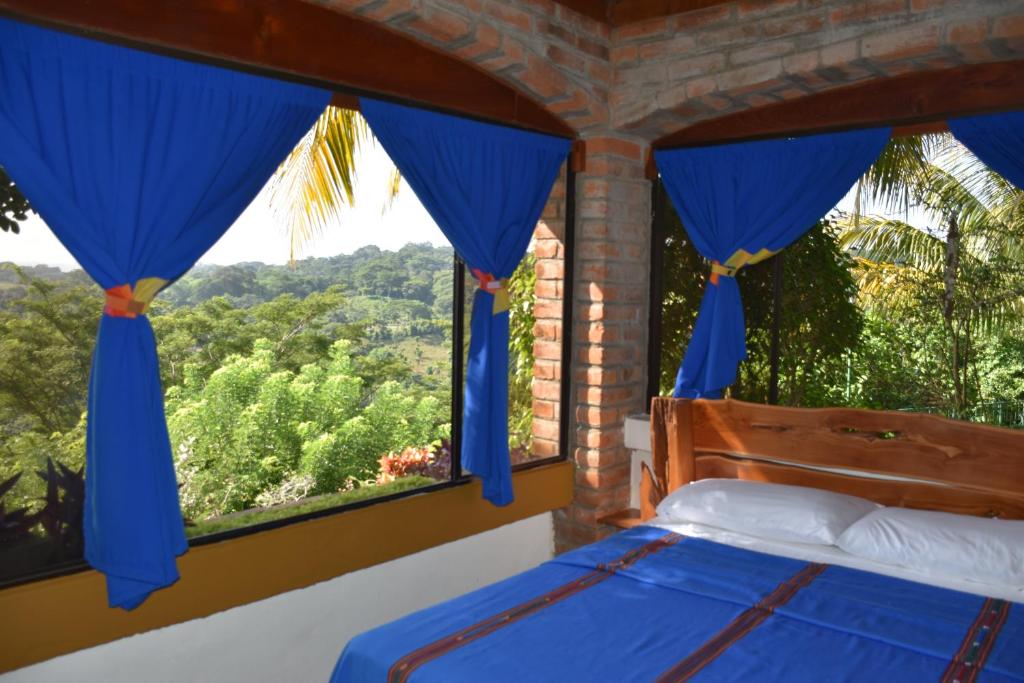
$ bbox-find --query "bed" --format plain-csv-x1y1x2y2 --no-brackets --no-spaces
332,399,1024,682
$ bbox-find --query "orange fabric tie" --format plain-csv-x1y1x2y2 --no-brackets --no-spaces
709,261,737,286
103,278,167,318
470,268,510,315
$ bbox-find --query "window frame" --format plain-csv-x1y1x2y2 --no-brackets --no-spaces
0,159,575,592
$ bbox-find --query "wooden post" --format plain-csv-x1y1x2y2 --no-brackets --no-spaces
666,399,695,490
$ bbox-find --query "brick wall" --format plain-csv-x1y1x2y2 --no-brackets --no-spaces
531,169,566,462
612,0,1024,138
317,0,1024,553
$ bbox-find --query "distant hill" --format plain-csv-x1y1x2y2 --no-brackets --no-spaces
2,242,456,316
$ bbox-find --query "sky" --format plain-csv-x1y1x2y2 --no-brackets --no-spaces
0,142,448,270
3,136,955,270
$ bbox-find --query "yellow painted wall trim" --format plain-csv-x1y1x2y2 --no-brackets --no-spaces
0,462,573,673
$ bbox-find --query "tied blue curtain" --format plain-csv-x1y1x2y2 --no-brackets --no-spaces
359,98,569,506
0,18,329,608
655,128,890,399
949,111,1024,190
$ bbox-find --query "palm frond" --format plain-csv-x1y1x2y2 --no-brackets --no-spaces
836,215,946,273
382,167,402,216
269,107,370,262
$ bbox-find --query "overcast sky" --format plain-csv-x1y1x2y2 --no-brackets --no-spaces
0,142,448,270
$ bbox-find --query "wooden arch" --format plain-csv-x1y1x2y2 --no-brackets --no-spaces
653,59,1024,150
0,0,575,138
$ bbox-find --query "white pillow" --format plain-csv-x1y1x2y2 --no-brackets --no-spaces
837,507,1024,588
655,478,879,545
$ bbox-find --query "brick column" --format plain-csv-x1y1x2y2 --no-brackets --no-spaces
554,136,650,554
531,169,566,461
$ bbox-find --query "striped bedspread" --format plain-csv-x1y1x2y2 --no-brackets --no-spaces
331,526,1023,682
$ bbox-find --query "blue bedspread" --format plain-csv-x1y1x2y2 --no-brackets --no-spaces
332,526,1023,682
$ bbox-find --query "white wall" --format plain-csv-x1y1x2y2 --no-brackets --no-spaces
625,414,651,508
3,513,554,683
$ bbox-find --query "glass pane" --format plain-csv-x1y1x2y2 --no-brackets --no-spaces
0,109,460,583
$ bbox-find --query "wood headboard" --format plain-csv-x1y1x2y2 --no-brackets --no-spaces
641,398,1024,521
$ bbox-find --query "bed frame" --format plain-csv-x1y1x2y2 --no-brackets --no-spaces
640,398,1024,522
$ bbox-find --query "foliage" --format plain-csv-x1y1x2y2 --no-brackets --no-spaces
270,107,370,262
377,440,451,485
0,473,37,543
658,214,862,406
838,135,1024,414
0,165,32,235
507,252,537,452
184,475,435,538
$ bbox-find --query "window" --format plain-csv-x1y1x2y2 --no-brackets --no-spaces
0,107,570,585
652,131,1024,427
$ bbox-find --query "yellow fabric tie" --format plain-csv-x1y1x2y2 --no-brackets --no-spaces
471,268,510,315
103,277,168,318
709,248,777,286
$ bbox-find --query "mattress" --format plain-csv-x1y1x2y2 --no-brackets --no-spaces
332,526,1024,682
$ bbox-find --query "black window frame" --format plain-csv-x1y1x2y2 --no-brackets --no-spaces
0,145,575,590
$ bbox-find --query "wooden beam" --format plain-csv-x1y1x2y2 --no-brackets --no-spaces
570,139,587,173
0,0,574,138
654,60,1024,149
553,0,609,23
608,0,732,25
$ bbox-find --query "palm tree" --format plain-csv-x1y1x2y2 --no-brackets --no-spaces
269,106,401,262
838,133,1024,413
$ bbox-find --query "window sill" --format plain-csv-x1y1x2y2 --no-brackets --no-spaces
0,460,573,673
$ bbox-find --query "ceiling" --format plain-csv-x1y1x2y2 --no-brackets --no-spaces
554,0,734,25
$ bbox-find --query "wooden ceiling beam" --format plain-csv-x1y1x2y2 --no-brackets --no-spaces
654,60,1024,149
0,0,574,138
607,0,732,26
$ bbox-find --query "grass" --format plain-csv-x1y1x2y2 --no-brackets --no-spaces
185,475,439,538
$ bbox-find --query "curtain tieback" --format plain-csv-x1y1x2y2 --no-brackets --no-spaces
471,268,510,315
103,277,168,318
709,261,737,285
709,247,778,286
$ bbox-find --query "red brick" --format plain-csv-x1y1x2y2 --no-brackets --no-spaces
861,24,941,61
993,15,1024,40
483,1,533,32
535,260,563,279
574,448,629,469
546,44,586,72
737,0,799,19
575,462,631,489
576,427,623,449
533,399,558,420
820,39,860,67
761,13,825,38
731,40,796,66
829,0,906,25
534,340,562,361
533,361,561,381
534,240,563,259
577,405,622,428
401,8,472,44
674,4,733,30
530,438,560,458
946,18,988,45
534,319,562,341
614,16,671,42
454,22,502,61
576,321,620,343
534,279,562,298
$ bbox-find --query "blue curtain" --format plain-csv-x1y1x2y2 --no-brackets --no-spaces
655,128,890,399
359,98,569,506
949,111,1024,190
0,18,329,608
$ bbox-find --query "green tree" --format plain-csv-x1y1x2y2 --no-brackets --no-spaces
838,135,1024,414
0,166,32,234
658,212,862,406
